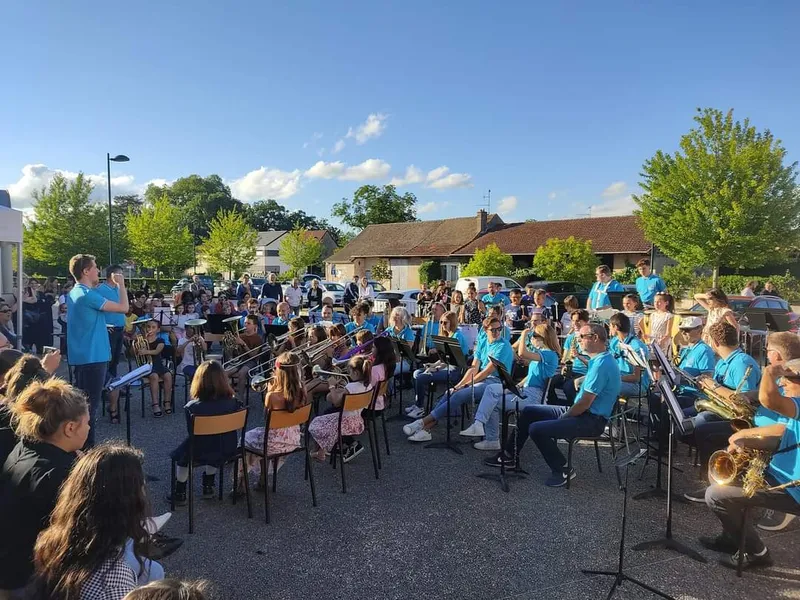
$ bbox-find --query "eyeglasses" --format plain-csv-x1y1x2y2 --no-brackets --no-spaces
578,333,596,340
489,326,502,333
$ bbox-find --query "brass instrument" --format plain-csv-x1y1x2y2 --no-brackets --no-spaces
185,318,207,365
418,316,431,357
311,364,350,388
222,315,242,363
693,366,757,423
708,420,771,498
131,317,152,367
250,373,273,393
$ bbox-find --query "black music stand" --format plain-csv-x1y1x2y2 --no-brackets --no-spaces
387,339,418,422
635,343,671,501
582,448,676,600
632,378,706,563
607,291,627,311
425,335,469,455
476,357,527,492
106,364,153,447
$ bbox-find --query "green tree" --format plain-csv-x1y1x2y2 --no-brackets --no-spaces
661,263,696,299
332,185,417,231
243,199,345,245
110,194,143,263
23,173,109,273
418,260,442,286
198,209,258,280
371,259,392,284
279,228,324,277
532,237,599,285
126,195,193,285
635,108,800,286
461,243,514,277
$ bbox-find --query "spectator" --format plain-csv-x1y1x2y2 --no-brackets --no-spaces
284,278,304,316
0,303,17,349
259,273,283,304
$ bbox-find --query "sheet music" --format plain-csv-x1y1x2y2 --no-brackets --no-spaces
106,364,153,391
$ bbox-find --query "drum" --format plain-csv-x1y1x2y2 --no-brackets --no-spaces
458,324,479,352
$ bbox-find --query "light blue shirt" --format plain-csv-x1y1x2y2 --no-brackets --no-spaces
451,330,470,357
67,283,111,365
563,332,589,375
678,341,716,377
609,334,650,388
422,320,439,350
346,320,377,335
767,397,800,504
475,338,514,373
588,279,624,310
474,324,510,358
524,348,558,390
635,274,666,305
713,348,761,393
273,316,291,326
387,325,415,342
481,292,509,308
96,282,126,327
578,351,621,418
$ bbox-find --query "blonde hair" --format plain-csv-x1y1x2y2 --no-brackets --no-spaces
347,355,372,384
12,379,88,441
440,310,458,336
389,306,410,327
269,352,306,411
534,323,561,354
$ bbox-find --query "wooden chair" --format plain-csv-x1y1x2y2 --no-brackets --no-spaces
331,389,379,493
246,403,317,524
170,407,252,533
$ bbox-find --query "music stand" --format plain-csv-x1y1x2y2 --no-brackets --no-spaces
387,339,418,422
635,342,672,501
582,448,676,600
607,291,627,311
106,363,153,446
632,378,705,563
476,356,526,492
425,335,469,455
766,311,791,332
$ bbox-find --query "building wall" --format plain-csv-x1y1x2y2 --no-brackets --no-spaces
611,253,649,271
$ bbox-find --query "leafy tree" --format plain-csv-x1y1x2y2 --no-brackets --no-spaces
661,263,696,300
336,230,356,247
126,195,193,285
332,185,417,231
23,173,109,274
198,209,258,280
532,237,598,285
461,243,514,277
110,194,143,263
418,260,442,286
279,228,324,277
635,108,800,286
243,199,344,244
614,261,639,285
371,259,392,284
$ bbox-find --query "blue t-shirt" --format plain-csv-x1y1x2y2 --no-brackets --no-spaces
67,283,111,365
609,334,650,388
481,293,509,309
475,338,514,373
474,324,510,358
588,279,624,310
563,332,589,375
388,325,415,343
524,348,558,390
767,397,800,504
422,320,439,350
635,274,666,305
345,320,377,335
678,341,716,377
713,348,761,393
577,351,621,418
273,316,291,326
451,330,470,357
95,283,126,327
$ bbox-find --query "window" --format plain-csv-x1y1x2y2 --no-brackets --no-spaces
265,266,280,274
266,250,279,257
504,279,519,289
255,249,264,257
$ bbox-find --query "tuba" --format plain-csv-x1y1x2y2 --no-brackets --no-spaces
131,317,152,367
222,315,242,362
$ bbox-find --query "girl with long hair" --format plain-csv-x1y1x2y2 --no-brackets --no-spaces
369,336,395,412
0,354,53,463
169,360,241,505
641,291,680,356
123,579,211,600
0,379,89,596
33,444,164,599
694,287,739,343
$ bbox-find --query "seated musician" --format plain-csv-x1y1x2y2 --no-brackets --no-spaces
481,281,510,311
521,283,536,313
345,303,376,334
304,325,332,396
474,305,511,359
608,312,650,399
684,321,762,502
530,288,553,322
284,317,306,351
548,309,590,405
558,295,580,335
386,306,415,376
488,323,621,487
403,316,513,443
176,324,207,382
407,310,469,420
586,265,624,311
700,359,800,570
259,300,276,326
363,301,384,333
273,302,292,326
229,315,264,401
419,302,445,355
354,329,374,354
671,316,717,411
461,323,560,450
328,324,349,361
242,298,263,335
135,319,174,417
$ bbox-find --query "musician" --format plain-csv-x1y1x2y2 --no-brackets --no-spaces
176,324,207,382
700,360,800,570
520,283,536,312
319,303,335,323
307,279,324,312
587,265,624,311
504,289,527,330
131,291,147,317
551,309,591,405
608,312,650,399
274,302,292,326
229,314,263,401
386,306,415,376
259,272,284,304
684,321,762,502
559,295,580,335
284,317,307,351
668,316,718,408
419,302,446,354
242,298,263,335
403,316,513,442
364,301,384,333
634,259,666,306
345,303,376,335
136,319,174,417
481,282,509,311
461,323,560,450
328,324,350,361
488,323,620,487
96,265,128,425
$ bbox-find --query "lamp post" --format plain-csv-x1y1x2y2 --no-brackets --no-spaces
107,153,130,265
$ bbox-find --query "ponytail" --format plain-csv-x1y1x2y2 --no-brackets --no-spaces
348,355,372,384
3,354,49,400
12,379,88,441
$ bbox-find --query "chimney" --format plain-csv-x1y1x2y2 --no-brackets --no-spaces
476,209,488,235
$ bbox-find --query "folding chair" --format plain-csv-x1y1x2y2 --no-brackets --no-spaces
330,389,379,493
170,407,252,533
564,400,626,490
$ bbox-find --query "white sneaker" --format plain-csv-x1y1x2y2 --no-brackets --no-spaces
407,406,425,419
403,419,424,436
404,404,417,414
460,422,485,438
408,429,432,442
473,440,501,451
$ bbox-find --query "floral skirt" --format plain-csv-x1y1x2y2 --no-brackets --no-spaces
309,410,364,452
243,425,301,476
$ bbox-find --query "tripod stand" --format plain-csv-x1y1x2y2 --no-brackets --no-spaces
583,447,675,600
387,339,417,422
425,336,469,455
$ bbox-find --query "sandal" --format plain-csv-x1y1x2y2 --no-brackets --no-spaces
164,401,173,415
109,409,120,425
151,403,163,418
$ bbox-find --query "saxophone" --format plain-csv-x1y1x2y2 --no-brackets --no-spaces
693,366,757,423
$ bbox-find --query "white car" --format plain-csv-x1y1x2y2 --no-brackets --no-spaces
319,281,345,306
373,289,420,316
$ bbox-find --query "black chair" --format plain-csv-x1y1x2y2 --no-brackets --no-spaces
330,388,380,493
362,380,391,468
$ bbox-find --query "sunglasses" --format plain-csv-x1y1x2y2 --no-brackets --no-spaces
488,326,503,333
578,333,596,340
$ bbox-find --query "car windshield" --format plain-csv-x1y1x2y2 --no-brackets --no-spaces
324,283,344,291
376,292,403,300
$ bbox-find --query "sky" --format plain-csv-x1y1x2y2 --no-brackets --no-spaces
2,1,799,228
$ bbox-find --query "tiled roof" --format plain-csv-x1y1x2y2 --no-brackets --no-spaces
327,214,501,263
452,215,650,255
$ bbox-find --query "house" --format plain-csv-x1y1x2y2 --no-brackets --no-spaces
325,211,503,288
251,230,338,276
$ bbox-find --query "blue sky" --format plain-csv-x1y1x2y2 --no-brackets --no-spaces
2,1,799,227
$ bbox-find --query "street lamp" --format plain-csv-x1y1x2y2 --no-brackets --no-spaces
107,153,130,265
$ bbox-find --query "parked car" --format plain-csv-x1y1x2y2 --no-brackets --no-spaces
368,280,386,293
524,281,591,312
686,295,799,331
455,276,522,295
319,281,345,306
170,275,215,296
373,289,420,316
302,274,321,285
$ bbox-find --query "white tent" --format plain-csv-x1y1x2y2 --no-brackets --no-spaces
0,190,24,349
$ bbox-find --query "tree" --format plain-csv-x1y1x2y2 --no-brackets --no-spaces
371,259,392,284
279,228,324,278
23,173,109,274
198,209,258,280
110,194,143,263
126,195,193,285
243,199,345,244
635,108,800,286
461,243,514,277
532,237,599,285
418,260,442,286
332,185,417,230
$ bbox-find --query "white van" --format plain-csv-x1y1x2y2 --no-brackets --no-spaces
455,276,522,295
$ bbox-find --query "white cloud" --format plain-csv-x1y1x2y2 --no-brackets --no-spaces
428,172,473,190
497,196,519,216
417,201,439,214
305,161,346,179
426,166,450,183
389,165,424,186
346,112,388,145
331,139,346,154
589,194,636,217
304,158,391,182
229,166,302,201
602,181,627,198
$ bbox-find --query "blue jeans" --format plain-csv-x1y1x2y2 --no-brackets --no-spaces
429,377,497,422
124,538,164,584
74,361,107,448
412,367,459,408
504,404,606,474
619,380,641,399
475,384,544,441
394,359,412,378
